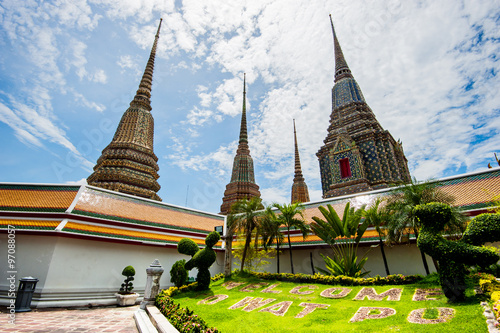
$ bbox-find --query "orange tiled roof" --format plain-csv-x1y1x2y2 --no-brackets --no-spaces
62,221,222,247
0,219,60,230
72,186,224,233
0,185,79,212
271,169,500,247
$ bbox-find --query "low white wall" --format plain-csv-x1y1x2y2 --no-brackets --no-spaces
0,234,224,308
248,243,438,277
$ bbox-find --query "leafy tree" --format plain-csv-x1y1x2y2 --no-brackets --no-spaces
385,178,466,275
232,240,276,272
260,206,284,273
271,203,309,274
363,198,391,276
311,202,369,277
228,197,264,272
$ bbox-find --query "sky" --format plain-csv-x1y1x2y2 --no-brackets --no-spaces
0,0,499,214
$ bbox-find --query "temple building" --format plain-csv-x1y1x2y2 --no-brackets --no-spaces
220,74,261,214
87,20,163,201
1,17,500,310
291,120,310,203
317,16,411,198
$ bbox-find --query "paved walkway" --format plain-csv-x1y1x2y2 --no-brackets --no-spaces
0,305,139,333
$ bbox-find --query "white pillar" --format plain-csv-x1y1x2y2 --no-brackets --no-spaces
140,259,164,310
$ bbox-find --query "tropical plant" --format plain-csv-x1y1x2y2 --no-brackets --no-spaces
228,197,264,272
271,203,309,274
260,206,284,273
311,202,369,278
232,242,276,272
363,198,391,276
223,213,237,277
385,178,467,275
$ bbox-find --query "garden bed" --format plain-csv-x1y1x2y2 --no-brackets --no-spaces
162,274,487,332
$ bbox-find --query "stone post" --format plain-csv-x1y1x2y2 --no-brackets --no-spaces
140,259,164,310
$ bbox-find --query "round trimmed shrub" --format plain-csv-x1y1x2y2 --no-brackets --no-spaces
178,238,199,256
461,213,500,246
170,259,188,287
205,231,221,247
122,265,135,277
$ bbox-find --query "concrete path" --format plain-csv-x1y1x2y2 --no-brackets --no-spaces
0,305,139,333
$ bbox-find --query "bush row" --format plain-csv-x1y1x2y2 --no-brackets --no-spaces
246,271,424,286
155,295,218,333
155,273,225,332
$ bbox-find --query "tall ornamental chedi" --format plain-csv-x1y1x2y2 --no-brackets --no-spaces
220,74,261,215
291,119,310,203
87,19,163,201
317,16,411,198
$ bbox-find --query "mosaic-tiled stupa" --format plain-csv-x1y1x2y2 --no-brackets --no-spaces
317,15,411,198
220,74,261,214
87,20,163,201
291,119,310,203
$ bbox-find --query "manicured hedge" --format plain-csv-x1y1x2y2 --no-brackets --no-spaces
246,271,423,286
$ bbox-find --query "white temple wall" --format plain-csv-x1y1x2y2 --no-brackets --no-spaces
249,243,438,277
0,234,224,308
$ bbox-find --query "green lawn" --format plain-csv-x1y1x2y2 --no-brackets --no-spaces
171,275,487,333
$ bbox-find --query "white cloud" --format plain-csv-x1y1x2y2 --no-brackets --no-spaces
159,0,499,206
0,0,498,210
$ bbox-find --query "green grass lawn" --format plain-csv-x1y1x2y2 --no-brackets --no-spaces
171,275,487,333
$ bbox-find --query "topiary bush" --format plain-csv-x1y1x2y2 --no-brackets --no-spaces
120,265,136,294
415,203,500,302
461,213,500,246
170,259,189,288
177,231,221,290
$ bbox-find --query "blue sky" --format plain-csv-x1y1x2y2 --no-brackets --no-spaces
0,0,499,213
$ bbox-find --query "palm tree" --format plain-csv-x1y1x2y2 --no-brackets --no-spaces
311,202,370,277
363,198,391,276
229,197,264,272
260,206,284,273
386,178,466,275
272,203,309,274
223,213,237,277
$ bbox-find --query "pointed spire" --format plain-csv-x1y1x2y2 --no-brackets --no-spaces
130,18,162,111
293,119,304,181
239,73,248,144
330,14,352,82
291,119,310,203
236,73,249,155
87,19,163,201
220,73,261,214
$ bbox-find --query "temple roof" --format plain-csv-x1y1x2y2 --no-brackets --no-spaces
1,168,498,249
258,168,500,248
0,183,224,249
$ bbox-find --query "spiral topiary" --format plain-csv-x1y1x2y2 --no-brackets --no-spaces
119,265,136,294
415,203,500,302
176,231,221,290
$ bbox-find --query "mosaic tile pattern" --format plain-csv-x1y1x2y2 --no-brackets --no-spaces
317,24,411,198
